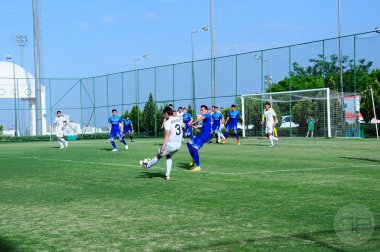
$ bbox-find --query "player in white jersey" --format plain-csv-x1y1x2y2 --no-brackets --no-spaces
177,107,184,121
53,111,68,149
140,106,183,180
261,102,279,146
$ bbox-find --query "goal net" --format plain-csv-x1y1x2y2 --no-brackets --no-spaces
241,88,345,138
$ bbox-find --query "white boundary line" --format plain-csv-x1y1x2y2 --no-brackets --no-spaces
1,154,379,176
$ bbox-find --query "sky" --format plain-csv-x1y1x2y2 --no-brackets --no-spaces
0,0,379,78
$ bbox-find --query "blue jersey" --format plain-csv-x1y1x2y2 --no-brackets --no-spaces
211,112,223,126
228,110,241,125
108,115,122,132
200,113,212,137
183,113,192,124
122,119,133,132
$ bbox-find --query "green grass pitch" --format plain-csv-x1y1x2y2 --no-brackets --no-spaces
0,138,379,251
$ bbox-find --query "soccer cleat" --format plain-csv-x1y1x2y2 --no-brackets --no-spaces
191,166,202,172
188,160,195,167
106,139,110,143
125,145,129,150
223,139,228,144
218,140,223,143
139,160,148,169
165,176,170,180
65,141,68,148
237,140,241,145
112,148,118,152
59,146,65,149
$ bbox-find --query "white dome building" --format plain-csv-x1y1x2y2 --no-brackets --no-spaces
0,61,47,136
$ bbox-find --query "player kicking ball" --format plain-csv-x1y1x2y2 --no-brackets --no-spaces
186,105,212,172
140,107,183,180
261,102,279,146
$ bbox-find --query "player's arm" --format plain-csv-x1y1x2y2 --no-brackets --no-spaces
160,129,170,153
190,116,205,128
62,120,68,131
120,121,124,135
225,116,230,125
273,115,277,128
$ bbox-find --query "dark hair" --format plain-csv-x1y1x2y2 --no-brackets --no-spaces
178,106,183,110
231,104,236,108
214,106,218,109
163,106,174,116
264,102,271,106
126,115,130,118
168,104,173,108
200,105,208,110
183,107,187,110
57,111,61,114
112,109,117,113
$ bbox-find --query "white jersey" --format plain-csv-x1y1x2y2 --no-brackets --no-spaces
164,116,183,149
54,116,66,131
177,112,184,124
264,108,276,125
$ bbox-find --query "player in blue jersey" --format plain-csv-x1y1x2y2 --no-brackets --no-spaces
182,108,193,139
224,104,244,145
208,107,214,143
186,105,212,172
122,115,134,142
211,106,225,143
108,109,128,151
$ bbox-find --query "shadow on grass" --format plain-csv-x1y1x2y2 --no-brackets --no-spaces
341,157,380,164
177,163,191,170
100,148,115,151
160,225,380,252
137,171,166,179
0,237,18,252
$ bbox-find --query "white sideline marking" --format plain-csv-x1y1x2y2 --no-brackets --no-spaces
1,154,379,176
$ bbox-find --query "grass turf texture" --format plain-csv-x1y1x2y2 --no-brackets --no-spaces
0,138,379,251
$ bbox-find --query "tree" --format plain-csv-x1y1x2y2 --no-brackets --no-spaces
129,105,142,134
141,93,158,136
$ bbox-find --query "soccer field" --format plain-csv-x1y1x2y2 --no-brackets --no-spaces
0,138,379,251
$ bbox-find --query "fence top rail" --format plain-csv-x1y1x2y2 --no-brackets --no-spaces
241,88,330,97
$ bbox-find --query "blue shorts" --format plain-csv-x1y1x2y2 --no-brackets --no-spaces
110,131,122,140
211,123,220,132
123,128,132,134
191,135,209,149
184,124,192,134
226,124,238,132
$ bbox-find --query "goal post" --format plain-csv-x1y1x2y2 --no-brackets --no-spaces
241,88,344,138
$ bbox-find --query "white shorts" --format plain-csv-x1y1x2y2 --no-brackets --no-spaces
56,131,64,138
158,144,181,157
266,124,274,134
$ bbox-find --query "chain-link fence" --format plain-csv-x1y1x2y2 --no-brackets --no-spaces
0,31,379,139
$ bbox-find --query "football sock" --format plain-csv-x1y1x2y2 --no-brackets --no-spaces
219,132,225,140
58,140,64,148
121,139,127,145
130,135,133,141
165,158,172,177
236,133,239,140
111,141,117,149
269,135,274,145
215,133,219,142
193,149,200,167
147,156,158,168
225,132,229,139
187,142,194,158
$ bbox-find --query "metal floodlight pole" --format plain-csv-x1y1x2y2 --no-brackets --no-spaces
255,55,269,91
32,0,43,135
134,54,148,135
191,26,209,116
338,0,345,121
6,55,18,137
210,0,216,105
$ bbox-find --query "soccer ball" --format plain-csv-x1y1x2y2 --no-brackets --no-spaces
140,158,151,169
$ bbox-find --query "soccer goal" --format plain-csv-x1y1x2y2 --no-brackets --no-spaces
241,88,345,138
